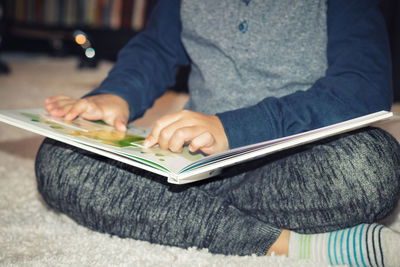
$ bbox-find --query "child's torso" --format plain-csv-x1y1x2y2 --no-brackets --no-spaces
181,0,328,114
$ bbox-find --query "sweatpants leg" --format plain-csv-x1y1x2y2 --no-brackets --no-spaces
35,127,400,256
214,127,400,234
35,139,281,256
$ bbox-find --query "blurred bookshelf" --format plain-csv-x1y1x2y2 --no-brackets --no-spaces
0,0,189,91
1,0,158,61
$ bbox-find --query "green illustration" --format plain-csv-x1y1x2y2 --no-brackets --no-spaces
21,112,145,148
21,112,40,122
20,112,204,163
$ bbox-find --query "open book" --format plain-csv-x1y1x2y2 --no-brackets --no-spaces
0,109,393,184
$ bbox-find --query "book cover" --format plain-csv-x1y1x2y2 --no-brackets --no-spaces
0,109,393,184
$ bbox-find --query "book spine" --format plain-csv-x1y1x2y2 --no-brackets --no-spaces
131,0,145,31
15,0,21,22
16,0,24,22
70,0,78,26
121,0,133,29
5,0,16,21
26,0,34,23
57,0,64,25
34,0,44,24
77,0,86,27
64,0,73,26
42,0,47,24
94,0,107,28
43,0,50,25
41,0,47,24
43,0,56,25
85,0,96,27
103,0,112,28
84,0,90,26
94,0,100,27
110,0,121,29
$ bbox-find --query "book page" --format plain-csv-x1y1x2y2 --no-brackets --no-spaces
0,109,204,174
179,111,393,175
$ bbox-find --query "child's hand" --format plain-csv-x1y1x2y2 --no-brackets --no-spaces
143,110,229,155
45,94,130,132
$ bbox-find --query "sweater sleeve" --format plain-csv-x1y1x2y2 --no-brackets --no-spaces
85,0,190,122
217,0,392,149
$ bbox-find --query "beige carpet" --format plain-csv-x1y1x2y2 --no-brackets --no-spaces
0,53,399,266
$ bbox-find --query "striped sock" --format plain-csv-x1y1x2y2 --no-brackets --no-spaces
288,223,400,267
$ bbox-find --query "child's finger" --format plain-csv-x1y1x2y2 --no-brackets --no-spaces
46,99,77,112
157,120,193,150
64,99,92,121
189,131,215,154
48,104,74,117
144,113,182,147
167,126,205,153
45,95,73,104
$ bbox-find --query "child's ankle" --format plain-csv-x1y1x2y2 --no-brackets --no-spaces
267,229,290,256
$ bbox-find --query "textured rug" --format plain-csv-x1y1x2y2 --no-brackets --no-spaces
0,53,399,267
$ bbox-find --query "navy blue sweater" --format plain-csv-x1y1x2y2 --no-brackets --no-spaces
87,0,392,148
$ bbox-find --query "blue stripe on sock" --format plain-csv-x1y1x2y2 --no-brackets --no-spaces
353,225,360,267
365,224,372,267
328,231,334,265
378,225,384,267
359,224,367,267
334,230,339,265
340,228,345,265
372,224,379,267
347,228,352,266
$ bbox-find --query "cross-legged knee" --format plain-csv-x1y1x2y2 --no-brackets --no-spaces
329,128,400,221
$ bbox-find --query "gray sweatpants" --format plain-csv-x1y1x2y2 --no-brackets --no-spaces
35,127,400,256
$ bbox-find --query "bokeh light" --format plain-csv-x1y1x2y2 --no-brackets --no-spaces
85,47,96,58
75,33,87,45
